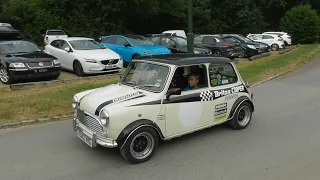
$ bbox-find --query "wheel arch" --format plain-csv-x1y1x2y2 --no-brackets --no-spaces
116,119,165,149
227,96,254,120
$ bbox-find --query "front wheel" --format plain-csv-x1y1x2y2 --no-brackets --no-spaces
120,127,159,164
73,61,85,77
0,66,14,84
227,102,253,130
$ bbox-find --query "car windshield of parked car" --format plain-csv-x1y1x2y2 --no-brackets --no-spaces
172,36,187,46
127,37,155,46
121,61,170,92
238,35,254,42
0,40,41,54
68,40,106,50
47,30,66,35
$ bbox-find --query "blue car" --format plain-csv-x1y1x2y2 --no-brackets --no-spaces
100,35,171,64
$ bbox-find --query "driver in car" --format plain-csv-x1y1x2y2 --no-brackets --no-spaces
184,73,200,91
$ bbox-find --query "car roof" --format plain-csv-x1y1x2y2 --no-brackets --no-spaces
0,27,20,33
61,37,93,41
134,54,232,66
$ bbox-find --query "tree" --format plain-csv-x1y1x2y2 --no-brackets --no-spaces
280,4,320,44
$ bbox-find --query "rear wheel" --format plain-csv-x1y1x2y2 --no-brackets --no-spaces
213,50,223,56
271,44,279,51
228,102,253,130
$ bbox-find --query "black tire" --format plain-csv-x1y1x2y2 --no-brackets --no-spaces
120,127,159,164
271,44,279,51
227,102,253,130
0,66,14,84
73,60,85,77
213,50,223,56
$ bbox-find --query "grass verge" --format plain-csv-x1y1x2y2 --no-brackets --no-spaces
0,44,320,123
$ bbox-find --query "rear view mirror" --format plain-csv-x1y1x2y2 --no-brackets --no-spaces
64,47,71,52
124,42,131,47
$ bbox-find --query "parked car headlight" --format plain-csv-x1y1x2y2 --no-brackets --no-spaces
9,63,25,68
143,50,154,55
99,109,109,126
72,96,78,109
84,58,97,63
53,59,60,64
247,45,257,49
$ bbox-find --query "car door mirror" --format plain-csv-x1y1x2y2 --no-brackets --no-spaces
123,42,131,48
166,88,181,101
64,47,71,52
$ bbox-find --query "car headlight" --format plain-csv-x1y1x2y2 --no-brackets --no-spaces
53,59,60,64
194,50,201,54
142,50,154,55
247,45,257,49
84,58,97,63
72,96,78,109
9,63,25,68
99,109,109,126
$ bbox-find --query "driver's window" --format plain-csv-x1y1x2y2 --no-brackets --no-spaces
209,63,238,87
160,37,175,47
169,64,208,92
116,37,128,45
60,41,70,50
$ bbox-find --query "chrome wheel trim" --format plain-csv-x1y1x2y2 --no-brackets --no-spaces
0,68,9,83
237,106,251,126
129,132,154,160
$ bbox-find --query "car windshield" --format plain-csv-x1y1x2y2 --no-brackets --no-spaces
127,37,155,46
0,40,41,54
237,35,253,42
68,40,106,50
172,36,187,46
121,61,170,92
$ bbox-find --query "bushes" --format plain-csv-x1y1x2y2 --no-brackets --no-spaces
280,4,320,44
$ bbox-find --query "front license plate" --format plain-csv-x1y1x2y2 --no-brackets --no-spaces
105,65,117,69
235,46,240,49
39,69,47,73
77,128,93,147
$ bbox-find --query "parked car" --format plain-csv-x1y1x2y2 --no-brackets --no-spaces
161,30,187,38
71,54,255,164
0,40,61,84
43,29,68,45
147,34,212,54
99,34,171,65
263,31,292,46
43,37,123,77
246,34,285,51
218,34,270,58
194,35,244,59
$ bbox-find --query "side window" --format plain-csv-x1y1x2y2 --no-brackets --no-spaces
262,35,273,39
149,37,160,44
60,40,70,50
209,63,238,87
101,37,116,44
160,37,175,47
115,37,128,45
251,35,262,40
202,36,216,44
50,40,61,48
169,64,208,91
223,37,237,43
194,36,203,43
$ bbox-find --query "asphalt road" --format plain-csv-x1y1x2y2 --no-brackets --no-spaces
1,56,320,180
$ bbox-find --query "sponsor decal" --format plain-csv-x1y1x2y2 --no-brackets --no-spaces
214,103,228,121
112,91,143,103
200,85,245,101
225,94,238,101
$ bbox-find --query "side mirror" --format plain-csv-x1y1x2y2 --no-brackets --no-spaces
42,34,45,37
64,47,71,52
166,88,181,101
124,42,131,48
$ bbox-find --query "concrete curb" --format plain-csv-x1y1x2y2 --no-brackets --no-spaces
248,52,271,61
0,115,73,129
9,72,121,90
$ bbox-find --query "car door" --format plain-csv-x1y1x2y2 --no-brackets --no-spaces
159,37,181,53
262,35,275,46
101,36,132,62
164,64,212,137
44,40,62,59
208,62,245,124
58,40,75,70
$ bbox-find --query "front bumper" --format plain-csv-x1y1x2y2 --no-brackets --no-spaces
9,67,60,80
72,117,118,148
84,60,123,74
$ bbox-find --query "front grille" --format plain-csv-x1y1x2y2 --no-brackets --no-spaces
77,110,105,138
100,59,119,65
27,61,53,68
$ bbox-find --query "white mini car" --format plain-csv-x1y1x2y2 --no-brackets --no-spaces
72,54,255,164
44,37,123,76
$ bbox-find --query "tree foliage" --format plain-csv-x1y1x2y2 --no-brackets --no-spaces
0,0,319,45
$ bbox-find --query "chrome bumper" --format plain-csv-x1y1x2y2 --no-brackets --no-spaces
73,118,118,148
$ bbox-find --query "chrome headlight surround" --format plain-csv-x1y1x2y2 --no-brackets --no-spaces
99,109,109,126
72,96,79,109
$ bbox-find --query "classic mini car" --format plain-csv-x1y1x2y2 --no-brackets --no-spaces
0,40,61,84
71,54,255,164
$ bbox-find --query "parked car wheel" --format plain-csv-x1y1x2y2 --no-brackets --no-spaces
0,66,13,84
213,50,223,56
73,60,85,77
227,102,253,130
120,127,159,164
271,44,279,51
